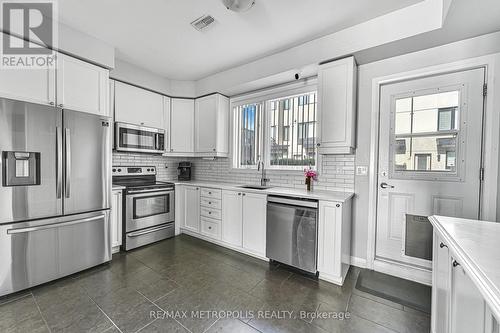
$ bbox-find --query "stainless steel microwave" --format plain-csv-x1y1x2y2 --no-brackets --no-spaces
115,122,165,154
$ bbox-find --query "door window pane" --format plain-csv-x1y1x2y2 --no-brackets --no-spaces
393,90,460,173
394,134,457,172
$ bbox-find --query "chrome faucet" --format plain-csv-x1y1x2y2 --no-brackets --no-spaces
258,161,270,187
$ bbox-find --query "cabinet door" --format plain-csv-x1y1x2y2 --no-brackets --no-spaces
164,96,171,151
221,190,243,246
317,56,356,154
170,98,195,153
317,201,342,277
111,190,122,248
195,95,218,153
431,233,451,333
114,81,164,128
183,186,200,232
450,257,486,333
0,34,55,105
56,53,109,116
242,192,267,255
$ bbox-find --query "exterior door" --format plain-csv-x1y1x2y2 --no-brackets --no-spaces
376,68,485,268
63,110,111,215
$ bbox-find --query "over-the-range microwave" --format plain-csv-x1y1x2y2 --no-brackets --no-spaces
115,122,165,154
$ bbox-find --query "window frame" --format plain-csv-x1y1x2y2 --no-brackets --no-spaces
230,79,319,170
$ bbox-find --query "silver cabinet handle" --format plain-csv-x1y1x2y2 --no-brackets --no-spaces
56,127,62,198
65,128,71,198
440,242,448,249
49,101,55,106
58,104,63,108
380,182,394,189
7,214,105,234
452,260,460,267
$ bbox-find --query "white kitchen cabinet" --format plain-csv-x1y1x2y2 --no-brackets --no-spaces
163,96,172,151
431,232,451,333
242,192,267,256
317,199,352,285
168,98,195,154
56,53,109,116
317,56,357,154
114,81,164,128
450,257,486,333
183,186,200,232
0,34,56,106
221,190,243,247
111,189,123,251
195,94,229,157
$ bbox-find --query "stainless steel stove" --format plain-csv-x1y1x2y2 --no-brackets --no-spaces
112,166,175,250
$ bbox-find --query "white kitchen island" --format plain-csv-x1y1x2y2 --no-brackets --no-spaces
429,215,500,333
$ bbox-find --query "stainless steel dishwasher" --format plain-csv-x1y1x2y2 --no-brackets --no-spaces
266,195,318,274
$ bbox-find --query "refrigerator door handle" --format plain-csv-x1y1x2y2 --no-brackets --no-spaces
56,126,62,198
65,128,71,198
6,214,106,234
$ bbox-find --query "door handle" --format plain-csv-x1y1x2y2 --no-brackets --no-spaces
56,127,62,198
380,182,394,189
7,214,105,234
65,128,71,198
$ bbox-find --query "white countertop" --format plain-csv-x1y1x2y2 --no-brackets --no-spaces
175,180,354,202
429,215,500,320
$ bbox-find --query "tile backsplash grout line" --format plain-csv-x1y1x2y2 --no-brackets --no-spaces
112,152,355,192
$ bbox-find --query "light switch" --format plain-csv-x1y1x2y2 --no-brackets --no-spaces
356,165,368,176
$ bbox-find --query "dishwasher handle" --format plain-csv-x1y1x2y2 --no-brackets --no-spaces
267,196,318,209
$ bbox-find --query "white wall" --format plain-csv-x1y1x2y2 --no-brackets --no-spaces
111,59,196,98
352,32,500,261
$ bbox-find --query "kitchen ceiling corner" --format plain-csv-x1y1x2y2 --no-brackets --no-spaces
57,0,422,80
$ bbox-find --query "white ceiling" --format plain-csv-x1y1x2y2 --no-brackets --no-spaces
58,0,421,80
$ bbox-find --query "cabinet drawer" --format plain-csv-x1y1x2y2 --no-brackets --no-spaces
201,188,221,199
200,197,221,209
200,206,221,220
200,217,221,240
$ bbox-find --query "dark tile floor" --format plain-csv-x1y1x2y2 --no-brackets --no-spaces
0,235,431,333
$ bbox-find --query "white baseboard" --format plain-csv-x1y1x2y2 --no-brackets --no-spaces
350,256,367,268
373,258,432,286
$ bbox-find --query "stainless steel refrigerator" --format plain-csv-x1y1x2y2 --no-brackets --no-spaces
0,98,111,296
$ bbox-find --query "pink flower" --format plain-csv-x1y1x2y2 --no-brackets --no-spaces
304,168,318,181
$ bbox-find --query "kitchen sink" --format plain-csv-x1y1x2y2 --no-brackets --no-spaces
239,185,273,190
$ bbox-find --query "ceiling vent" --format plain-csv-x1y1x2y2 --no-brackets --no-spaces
191,15,216,31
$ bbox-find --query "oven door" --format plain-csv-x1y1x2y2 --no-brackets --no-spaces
115,123,164,154
125,189,174,232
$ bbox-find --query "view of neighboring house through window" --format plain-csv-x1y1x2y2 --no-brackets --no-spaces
232,88,317,169
393,90,460,173
234,103,262,167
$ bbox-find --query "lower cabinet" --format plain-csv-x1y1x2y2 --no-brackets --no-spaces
183,186,200,232
317,200,352,285
110,189,123,251
432,232,497,333
221,190,243,247
242,193,267,256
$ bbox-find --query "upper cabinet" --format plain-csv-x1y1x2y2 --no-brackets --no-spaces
195,94,230,157
168,98,195,154
0,37,108,117
114,81,164,128
317,56,357,154
56,53,109,117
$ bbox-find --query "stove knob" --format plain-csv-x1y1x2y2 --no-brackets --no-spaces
118,168,122,172
112,168,116,172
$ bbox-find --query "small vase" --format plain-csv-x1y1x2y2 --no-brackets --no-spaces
305,176,312,191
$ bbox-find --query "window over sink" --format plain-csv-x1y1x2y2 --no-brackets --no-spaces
232,82,318,170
